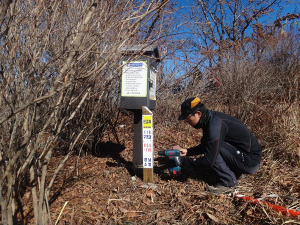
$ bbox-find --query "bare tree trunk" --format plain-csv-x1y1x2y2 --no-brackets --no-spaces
38,146,53,225
0,185,7,224
30,165,39,225
6,164,15,224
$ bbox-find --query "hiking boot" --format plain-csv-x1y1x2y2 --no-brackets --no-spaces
206,184,239,195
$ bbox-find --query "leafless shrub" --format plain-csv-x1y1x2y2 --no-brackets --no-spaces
0,0,171,224
205,30,300,164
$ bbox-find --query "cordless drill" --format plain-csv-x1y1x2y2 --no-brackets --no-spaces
157,149,181,175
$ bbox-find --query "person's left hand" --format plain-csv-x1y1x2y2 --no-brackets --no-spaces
169,156,184,167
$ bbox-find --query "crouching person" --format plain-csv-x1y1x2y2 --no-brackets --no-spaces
170,97,262,195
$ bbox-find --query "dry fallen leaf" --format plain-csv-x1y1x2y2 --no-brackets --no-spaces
146,190,155,198
155,189,162,195
156,211,163,219
280,178,292,187
179,188,186,194
279,169,287,174
218,194,227,200
206,212,219,223
107,205,114,215
125,211,138,217
142,198,151,205
246,209,253,216
243,192,254,197
215,205,225,211
119,207,128,213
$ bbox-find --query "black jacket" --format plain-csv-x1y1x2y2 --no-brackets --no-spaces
183,110,262,168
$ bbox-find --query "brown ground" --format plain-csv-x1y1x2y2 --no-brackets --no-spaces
23,115,300,224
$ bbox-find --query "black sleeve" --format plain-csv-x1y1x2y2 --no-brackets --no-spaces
183,117,228,168
187,145,203,156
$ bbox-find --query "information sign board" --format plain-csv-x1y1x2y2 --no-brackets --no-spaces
121,61,147,97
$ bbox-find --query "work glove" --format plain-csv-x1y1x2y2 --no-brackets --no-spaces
169,156,184,167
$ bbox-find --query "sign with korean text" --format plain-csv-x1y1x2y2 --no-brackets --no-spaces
142,115,153,168
121,61,147,97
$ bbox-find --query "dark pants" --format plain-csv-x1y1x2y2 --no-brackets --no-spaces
211,142,260,187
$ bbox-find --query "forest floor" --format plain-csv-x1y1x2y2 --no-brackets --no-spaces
24,114,300,224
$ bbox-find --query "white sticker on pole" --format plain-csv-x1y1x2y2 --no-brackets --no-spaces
142,115,153,168
121,61,147,97
149,68,156,100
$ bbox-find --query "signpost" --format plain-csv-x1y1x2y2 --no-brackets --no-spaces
142,107,153,182
120,45,160,182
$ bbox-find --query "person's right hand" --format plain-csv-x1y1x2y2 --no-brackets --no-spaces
173,145,187,156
